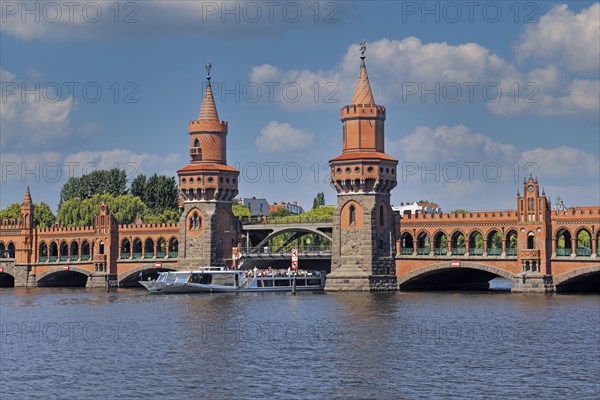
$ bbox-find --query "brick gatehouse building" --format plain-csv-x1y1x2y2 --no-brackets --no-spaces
1,50,598,292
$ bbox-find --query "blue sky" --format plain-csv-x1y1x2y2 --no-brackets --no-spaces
1,1,599,212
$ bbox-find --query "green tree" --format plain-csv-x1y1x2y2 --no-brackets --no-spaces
450,209,469,214
58,194,147,226
34,202,56,228
312,192,326,210
144,209,181,224
130,174,146,200
60,168,127,203
232,204,251,218
143,174,179,213
0,203,21,221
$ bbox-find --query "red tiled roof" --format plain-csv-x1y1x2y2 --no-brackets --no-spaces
330,152,397,162
177,163,238,173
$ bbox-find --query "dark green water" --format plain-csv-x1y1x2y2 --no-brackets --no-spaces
1,288,598,399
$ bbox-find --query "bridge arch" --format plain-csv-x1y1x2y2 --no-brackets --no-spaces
553,264,600,292
36,266,92,287
398,262,513,291
0,272,15,287
253,227,332,250
117,264,175,287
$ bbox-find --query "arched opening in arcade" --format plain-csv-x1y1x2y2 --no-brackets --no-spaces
119,267,176,288
59,241,68,261
433,232,447,255
468,231,483,256
144,238,155,258
450,231,465,256
556,229,572,256
168,237,178,258
575,229,592,256
400,232,414,255
70,241,79,261
0,272,15,287
81,240,90,260
416,232,430,255
39,242,48,262
37,270,89,287
7,242,15,259
49,242,58,261
506,230,517,256
399,264,512,291
0,242,5,258
121,239,131,259
132,238,142,259
156,238,166,258
487,230,502,256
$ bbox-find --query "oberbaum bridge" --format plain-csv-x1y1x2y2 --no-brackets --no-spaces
1,46,599,293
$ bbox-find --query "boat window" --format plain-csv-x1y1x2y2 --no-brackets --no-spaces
307,279,321,286
211,273,235,286
175,274,191,283
275,279,289,287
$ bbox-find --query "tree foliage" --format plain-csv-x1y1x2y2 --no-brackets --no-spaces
0,203,21,221
144,210,181,224
60,168,127,203
312,192,326,210
130,174,146,200
0,202,56,227
232,204,251,218
58,194,147,226
34,202,56,228
142,174,179,213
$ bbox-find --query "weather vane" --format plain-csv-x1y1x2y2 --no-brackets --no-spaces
359,40,367,60
205,62,212,81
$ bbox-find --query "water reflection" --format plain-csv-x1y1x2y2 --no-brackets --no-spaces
1,289,598,399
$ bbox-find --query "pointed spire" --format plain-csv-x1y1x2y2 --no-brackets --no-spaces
198,62,219,121
23,186,32,204
352,40,375,106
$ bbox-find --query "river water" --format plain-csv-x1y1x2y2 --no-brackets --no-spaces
1,288,598,399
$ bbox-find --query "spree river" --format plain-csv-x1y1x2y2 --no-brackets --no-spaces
1,288,598,399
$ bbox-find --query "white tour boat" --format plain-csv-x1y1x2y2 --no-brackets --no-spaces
139,267,326,293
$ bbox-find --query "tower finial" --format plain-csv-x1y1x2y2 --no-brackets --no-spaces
199,62,219,120
352,40,375,105
359,39,367,64
205,62,212,82
23,186,32,204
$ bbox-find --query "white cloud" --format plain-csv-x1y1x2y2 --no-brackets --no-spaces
0,1,344,41
386,124,599,210
250,35,598,116
63,149,182,178
519,147,600,179
516,3,600,75
391,124,516,163
255,121,314,154
0,68,95,151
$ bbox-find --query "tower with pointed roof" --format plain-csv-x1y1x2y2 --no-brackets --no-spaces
325,42,399,291
513,174,552,289
177,65,239,268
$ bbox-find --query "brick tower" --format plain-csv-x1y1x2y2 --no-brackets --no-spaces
19,186,34,264
177,64,239,268
512,174,553,292
325,42,398,291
